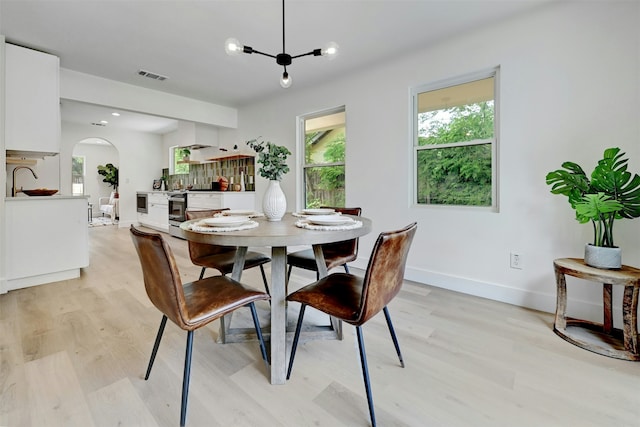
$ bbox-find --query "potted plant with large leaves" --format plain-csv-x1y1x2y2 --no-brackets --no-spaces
97,163,119,196
546,147,640,268
247,137,291,221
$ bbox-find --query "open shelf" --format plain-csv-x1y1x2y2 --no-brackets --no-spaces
206,154,254,162
7,157,37,166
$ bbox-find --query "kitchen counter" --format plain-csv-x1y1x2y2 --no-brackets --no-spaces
3,195,89,292
5,194,89,201
138,190,255,194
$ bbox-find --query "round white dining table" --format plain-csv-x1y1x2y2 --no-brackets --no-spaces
181,213,372,384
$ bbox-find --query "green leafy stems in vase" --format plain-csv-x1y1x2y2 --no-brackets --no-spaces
246,137,291,181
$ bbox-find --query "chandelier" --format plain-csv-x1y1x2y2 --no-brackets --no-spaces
224,0,338,88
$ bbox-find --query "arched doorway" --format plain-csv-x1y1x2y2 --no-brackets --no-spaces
72,137,119,222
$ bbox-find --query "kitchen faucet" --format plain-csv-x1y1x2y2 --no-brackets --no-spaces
12,166,38,197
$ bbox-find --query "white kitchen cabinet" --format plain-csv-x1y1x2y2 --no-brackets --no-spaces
187,192,254,210
4,196,89,292
5,43,60,153
138,192,169,231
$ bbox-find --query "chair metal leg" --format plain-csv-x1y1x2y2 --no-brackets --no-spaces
356,326,376,427
286,304,307,380
259,265,270,295
383,306,405,368
287,264,293,280
249,302,270,368
180,331,194,427
198,267,206,280
145,315,168,380
343,264,350,274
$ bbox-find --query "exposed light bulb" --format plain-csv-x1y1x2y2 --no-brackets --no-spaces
322,42,339,60
280,71,292,88
225,38,243,56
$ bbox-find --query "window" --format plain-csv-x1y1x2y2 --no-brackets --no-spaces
171,146,189,174
72,155,85,195
412,68,499,209
299,107,346,208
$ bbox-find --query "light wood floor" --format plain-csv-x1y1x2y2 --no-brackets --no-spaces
1,225,639,427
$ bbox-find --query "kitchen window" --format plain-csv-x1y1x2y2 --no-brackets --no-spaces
171,146,189,174
298,106,346,209
411,67,499,210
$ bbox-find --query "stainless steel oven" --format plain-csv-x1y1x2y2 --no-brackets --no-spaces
136,192,148,213
168,192,187,238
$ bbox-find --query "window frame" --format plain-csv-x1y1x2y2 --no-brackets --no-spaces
170,145,189,175
410,67,500,211
71,155,86,196
296,105,347,211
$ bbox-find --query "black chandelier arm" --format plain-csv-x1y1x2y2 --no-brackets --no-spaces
291,49,323,60
243,47,278,60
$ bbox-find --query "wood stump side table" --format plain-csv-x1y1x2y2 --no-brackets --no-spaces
553,257,640,361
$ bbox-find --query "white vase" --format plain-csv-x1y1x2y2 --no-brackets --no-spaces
263,180,286,221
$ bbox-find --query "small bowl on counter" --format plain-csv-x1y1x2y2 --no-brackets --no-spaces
22,189,58,196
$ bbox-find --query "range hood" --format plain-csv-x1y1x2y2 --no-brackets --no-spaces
179,143,210,150
176,121,218,150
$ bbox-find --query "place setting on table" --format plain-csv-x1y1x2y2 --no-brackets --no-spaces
186,208,362,233
292,207,363,231
185,209,263,232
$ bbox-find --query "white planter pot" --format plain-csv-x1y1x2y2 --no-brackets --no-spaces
584,244,622,269
263,180,286,221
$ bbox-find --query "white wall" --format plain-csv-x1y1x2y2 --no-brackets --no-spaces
0,35,5,291
61,122,164,227
234,1,640,322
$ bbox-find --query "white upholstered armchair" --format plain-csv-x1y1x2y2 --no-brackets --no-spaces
99,192,119,221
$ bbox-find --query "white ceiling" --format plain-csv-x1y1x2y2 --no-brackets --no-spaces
60,100,179,134
1,0,556,132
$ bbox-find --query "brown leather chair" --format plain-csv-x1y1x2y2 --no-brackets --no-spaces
185,209,271,294
130,225,270,427
287,207,362,280
286,222,417,427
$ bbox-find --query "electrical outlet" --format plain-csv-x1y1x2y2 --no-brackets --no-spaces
510,253,523,269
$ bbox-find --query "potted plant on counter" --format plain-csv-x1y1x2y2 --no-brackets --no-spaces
546,147,640,268
179,148,191,161
247,137,291,221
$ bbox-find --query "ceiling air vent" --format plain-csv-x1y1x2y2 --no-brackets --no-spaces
91,122,106,127
137,69,168,81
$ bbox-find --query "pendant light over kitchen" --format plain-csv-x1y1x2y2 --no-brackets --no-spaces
224,0,338,88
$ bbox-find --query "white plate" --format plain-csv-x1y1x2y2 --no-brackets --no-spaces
307,215,355,226
224,209,255,216
303,208,336,215
202,216,250,227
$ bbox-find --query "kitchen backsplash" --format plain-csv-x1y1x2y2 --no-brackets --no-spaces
163,156,255,191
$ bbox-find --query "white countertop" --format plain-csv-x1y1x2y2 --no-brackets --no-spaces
6,195,89,201
138,190,255,194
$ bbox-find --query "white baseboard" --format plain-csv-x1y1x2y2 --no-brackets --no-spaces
352,257,612,323
6,268,81,291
